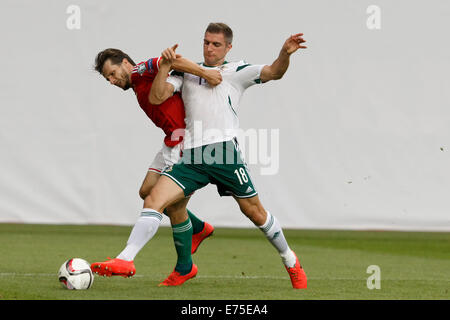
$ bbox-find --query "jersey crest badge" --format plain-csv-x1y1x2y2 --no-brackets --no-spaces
137,63,146,75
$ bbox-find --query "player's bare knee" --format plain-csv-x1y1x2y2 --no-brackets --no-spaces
164,203,177,216
164,199,186,215
139,188,148,200
143,194,164,212
139,185,153,200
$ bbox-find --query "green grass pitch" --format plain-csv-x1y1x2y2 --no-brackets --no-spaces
0,223,449,300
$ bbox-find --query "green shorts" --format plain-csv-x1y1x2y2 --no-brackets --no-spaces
161,138,258,198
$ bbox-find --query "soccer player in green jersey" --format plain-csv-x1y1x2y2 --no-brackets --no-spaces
148,23,307,289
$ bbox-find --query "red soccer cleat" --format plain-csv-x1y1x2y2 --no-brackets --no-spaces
191,222,214,254
158,264,198,287
285,252,307,289
90,258,136,278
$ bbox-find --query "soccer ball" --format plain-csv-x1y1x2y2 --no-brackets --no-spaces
58,258,94,290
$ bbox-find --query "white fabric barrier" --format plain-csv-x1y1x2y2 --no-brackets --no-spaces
1,0,449,231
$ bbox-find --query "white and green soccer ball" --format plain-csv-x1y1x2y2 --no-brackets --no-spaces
58,258,94,290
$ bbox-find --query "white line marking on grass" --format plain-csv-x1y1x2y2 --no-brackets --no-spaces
0,273,288,279
1,272,449,282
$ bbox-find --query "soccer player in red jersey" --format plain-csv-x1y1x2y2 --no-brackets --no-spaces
90,48,219,278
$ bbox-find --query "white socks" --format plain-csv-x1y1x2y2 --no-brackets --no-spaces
116,209,298,268
258,211,297,268
116,209,163,261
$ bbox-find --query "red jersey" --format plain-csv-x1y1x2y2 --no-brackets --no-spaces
131,57,185,147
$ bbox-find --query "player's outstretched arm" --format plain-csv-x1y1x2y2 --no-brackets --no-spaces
260,33,307,83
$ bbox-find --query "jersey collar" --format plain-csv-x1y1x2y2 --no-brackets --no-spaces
201,61,228,68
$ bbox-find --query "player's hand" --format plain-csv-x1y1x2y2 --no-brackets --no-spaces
203,69,222,86
282,33,307,55
161,44,179,66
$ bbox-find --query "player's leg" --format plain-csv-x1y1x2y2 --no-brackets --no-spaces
157,157,211,286
138,169,160,200
118,176,186,261
142,174,199,279
138,148,166,200
234,195,289,254
210,140,306,288
139,169,212,240
161,143,212,236
127,174,186,263
115,170,191,262
163,197,196,278
91,175,185,277
142,175,186,216
234,195,307,289
90,170,161,276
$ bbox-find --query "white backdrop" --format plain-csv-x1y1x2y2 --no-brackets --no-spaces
1,0,449,231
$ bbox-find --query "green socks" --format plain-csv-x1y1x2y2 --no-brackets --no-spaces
187,209,205,234
163,209,204,234
172,218,193,275
164,209,204,275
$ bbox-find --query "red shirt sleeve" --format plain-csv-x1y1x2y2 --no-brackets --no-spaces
145,57,161,73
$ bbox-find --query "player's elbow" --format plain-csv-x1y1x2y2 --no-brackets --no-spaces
149,84,174,105
261,66,285,82
149,88,170,105
149,93,165,105
260,72,283,83
269,69,285,80
273,72,284,80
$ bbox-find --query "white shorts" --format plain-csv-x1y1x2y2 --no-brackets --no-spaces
148,142,183,174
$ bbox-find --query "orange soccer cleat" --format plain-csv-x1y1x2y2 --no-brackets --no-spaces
285,252,307,289
191,222,214,254
158,264,198,287
90,258,136,278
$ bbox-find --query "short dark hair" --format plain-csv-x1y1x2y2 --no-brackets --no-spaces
205,22,233,44
94,48,135,74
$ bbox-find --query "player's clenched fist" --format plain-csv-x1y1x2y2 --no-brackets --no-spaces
203,69,222,86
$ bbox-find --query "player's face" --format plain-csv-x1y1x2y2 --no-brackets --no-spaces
203,32,232,66
102,59,132,90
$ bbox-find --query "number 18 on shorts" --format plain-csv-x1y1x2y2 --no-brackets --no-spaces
162,139,258,198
